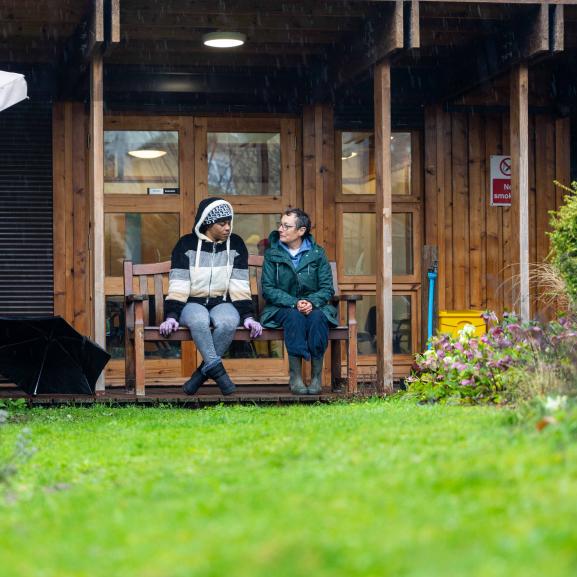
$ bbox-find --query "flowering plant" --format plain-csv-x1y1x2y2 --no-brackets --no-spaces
407,313,537,404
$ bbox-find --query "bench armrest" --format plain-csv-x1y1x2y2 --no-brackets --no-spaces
334,294,363,302
340,294,363,302
126,294,149,303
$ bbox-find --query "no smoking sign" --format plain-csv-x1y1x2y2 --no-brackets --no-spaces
490,155,512,206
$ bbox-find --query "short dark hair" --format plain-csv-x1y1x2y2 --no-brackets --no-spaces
283,208,311,236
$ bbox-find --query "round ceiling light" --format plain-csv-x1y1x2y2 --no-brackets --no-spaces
202,32,246,48
341,151,358,161
128,149,167,159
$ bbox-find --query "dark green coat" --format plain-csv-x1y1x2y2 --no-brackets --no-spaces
260,231,338,328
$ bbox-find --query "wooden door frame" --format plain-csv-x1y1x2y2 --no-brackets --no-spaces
103,113,300,383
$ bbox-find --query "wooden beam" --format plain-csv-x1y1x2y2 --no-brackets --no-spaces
86,0,105,60
523,4,549,57
550,4,564,53
89,51,106,391
435,3,563,103
374,58,394,394
57,0,118,99
103,0,121,56
510,63,530,322
404,0,420,50
330,1,403,89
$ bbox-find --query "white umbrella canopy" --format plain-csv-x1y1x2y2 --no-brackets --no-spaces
0,71,28,112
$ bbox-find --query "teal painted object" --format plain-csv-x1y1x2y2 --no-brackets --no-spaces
427,266,438,348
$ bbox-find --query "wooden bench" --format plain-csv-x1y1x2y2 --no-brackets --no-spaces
123,255,361,396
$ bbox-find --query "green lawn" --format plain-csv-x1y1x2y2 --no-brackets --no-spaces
1,400,577,577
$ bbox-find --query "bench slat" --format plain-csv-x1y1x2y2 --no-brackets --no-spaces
138,327,349,341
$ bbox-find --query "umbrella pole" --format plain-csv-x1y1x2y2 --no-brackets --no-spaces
32,341,51,396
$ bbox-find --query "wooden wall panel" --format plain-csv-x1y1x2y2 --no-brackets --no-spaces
451,113,469,309
424,107,570,319
468,114,486,310
485,115,504,314
53,102,91,336
501,115,514,312
443,108,453,310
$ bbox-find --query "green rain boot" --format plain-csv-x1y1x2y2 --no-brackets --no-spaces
288,356,307,395
308,357,323,395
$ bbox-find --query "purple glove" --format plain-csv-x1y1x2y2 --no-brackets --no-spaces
243,317,263,338
159,318,179,337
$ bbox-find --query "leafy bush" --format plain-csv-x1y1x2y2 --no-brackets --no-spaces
502,315,577,402
407,313,577,404
550,181,577,307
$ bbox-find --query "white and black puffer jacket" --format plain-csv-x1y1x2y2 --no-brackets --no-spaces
164,198,254,322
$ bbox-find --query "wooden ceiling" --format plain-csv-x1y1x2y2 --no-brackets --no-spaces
1,1,575,66
1,1,576,107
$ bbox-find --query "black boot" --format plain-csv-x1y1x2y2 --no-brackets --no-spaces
205,362,236,396
183,362,207,395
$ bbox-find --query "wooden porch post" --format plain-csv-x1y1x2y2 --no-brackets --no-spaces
374,59,394,394
89,53,105,391
88,0,106,391
510,63,530,321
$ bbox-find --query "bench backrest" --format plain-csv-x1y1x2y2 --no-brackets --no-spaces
123,255,340,325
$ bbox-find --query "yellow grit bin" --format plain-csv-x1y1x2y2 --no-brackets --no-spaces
438,310,487,338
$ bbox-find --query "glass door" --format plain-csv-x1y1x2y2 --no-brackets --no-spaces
103,116,192,383
335,130,423,378
102,115,298,384
193,117,300,383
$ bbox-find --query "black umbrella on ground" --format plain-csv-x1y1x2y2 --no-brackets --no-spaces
0,316,110,395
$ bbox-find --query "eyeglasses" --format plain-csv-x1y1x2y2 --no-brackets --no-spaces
277,222,297,231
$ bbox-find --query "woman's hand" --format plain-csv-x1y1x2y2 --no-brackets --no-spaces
296,300,313,315
243,317,263,338
159,318,179,337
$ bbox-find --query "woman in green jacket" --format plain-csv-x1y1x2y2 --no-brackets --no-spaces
261,208,337,395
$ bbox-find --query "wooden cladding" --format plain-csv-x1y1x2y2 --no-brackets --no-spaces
53,102,91,335
424,105,570,317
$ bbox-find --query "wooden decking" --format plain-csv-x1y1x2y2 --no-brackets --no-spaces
0,383,380,407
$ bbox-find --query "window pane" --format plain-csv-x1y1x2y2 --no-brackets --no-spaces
357,295,377,355
233,213,278,256
342,212,413,277
391,133,411,196
106,296,181,359
356,294,413,356
341,132,375,195
393,213,413,275
343,213,376,275
393,295,412,354
104,131,179,195
341,131,412,196
208,132,281,196
105,213,180,276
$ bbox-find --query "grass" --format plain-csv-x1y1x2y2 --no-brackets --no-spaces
1,399,577,577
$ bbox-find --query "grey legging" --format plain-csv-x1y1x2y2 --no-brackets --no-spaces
179,302,240,373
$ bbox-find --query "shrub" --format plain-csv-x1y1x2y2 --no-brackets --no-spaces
406,313,532,404
549,181,577,308
502,315,577,402
406,313,577,405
